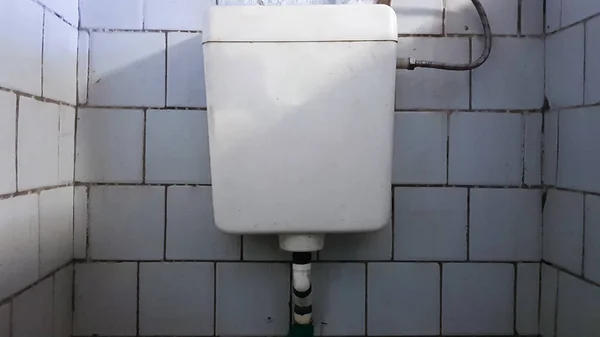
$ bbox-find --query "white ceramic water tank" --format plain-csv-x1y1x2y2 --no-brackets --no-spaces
203,4,398,235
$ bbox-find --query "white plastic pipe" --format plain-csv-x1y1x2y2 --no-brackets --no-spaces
292,254,312,325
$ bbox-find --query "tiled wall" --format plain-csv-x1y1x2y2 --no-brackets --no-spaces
0,0,77,335
539,0,600,336
71,0,544,336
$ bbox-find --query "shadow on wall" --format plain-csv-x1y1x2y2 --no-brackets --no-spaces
77,1,486,259
0,186,74,303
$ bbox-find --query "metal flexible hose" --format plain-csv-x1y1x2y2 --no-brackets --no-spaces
402,0,492,71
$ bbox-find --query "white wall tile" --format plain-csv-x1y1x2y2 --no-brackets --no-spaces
38,0,78,26
78,31,90,105
545,0,561,33
219,0,376,6
543,189,584,274
392,112,447,184
470,189,542,261
539,263,558,337
216,263,289,336
43,13,77,104
243,235,291,261
390,0,443,34
584,195,600,284
472,38,544,109
0,195,39,301
0,0,43,95
557,272,600,336
546,24,585,109
166,33,206,108
516,263,539,335
543,110,559,185
89,186,165,260
446,0,518,35
80,0,143,30
368,263,440,335
394,187,467,261
561,0,600,28
75,109,144,183
139,262,214,336
166,186,240,260
448,112,523,185
145,110,210,183
396,38,470,109
73,186,88,260
521,0,544,35
312,263,365,336
558,107,600,193
88,32,165,107
17,98,59,190
74,263,137,336
144,0,216,30
585,16,600,105
218,0,377,5
58,106,75,184
54,265,73,337
320,223,392,261
12,278,53,337
0,91,16,195
442,263,514,335
39,187,74,276
524,113,542,185
0,302,9,337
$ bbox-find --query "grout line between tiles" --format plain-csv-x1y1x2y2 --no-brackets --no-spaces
554,111,560,186
445,112,450,184
41,10,46,98
164,32,168,107
14,96,19,192
546,11,600,36
537,260,543,332
439,262,443,335
86,32,91,104
582,21,587,105
136,262,140,336
361,262,367,335
513,263,518,335
390,186,395,260
0,261,72,307
466,188,471,261
30,0,77,28
85,186,91,261
37,195,41,293
553,266,559,335
75,105,551,113
163,187,168,260
0,87,77,108
542,260,600,288
74,258,543,264
581,196,587,277
0,183,75,201
468,38,473,110
213,262,217,335
71,182,545,189
521,114,527,185
142,109,147,183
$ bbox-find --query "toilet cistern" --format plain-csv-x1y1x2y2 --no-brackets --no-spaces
202,4,397,252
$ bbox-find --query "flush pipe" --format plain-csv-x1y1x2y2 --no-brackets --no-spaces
279,235,323,337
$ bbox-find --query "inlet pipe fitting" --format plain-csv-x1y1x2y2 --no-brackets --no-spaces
279,234,324,252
